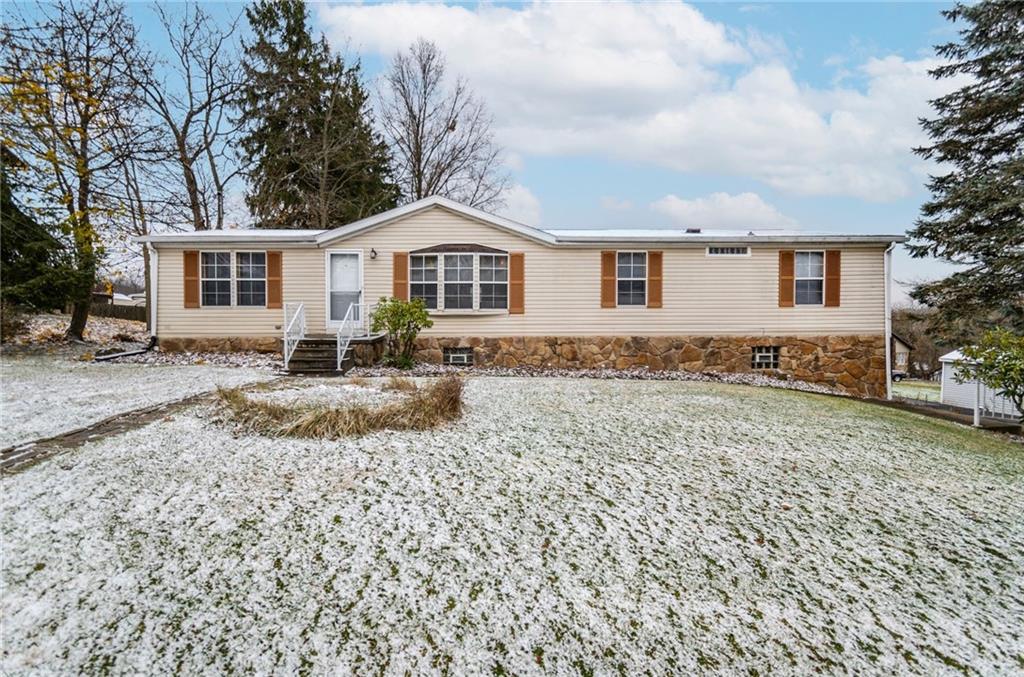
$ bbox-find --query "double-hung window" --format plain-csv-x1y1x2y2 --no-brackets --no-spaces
443,254,474,310
235,252,267,306
795,251,825,305
478,254,508,310
616,252,647,306
410,254,439,309
199,251,268,307
200,252,232,306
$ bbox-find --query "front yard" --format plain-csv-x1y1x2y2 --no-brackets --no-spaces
0,355,274,448
2,377,1021,674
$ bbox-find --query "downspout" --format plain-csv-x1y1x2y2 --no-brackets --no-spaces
148,242,158,342
95,242,159,363
884,242,895,400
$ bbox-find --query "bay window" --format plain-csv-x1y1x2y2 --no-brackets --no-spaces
410,248,511,312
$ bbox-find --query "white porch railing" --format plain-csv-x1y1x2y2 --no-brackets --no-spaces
283,302,306,369
336,302,356,371
335,301,379,370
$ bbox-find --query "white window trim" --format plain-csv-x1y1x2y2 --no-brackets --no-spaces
706,246,751,257
234,250,268,308
478,253,509,311
324,249,364,328
199,250,235,308
415,251,510,315
409,253,440,310
615,250,648,309
794,249,825,307
441,253,475,312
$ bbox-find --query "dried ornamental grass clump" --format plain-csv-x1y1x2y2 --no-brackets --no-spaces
216,376,464,439
382,375,418,392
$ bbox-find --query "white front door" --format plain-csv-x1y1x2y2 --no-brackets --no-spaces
328,251,362,324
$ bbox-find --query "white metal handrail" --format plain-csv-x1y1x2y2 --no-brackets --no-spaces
333,301,382,370
336,302,356,370
283,302,306,369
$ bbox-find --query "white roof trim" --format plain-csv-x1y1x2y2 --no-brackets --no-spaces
135,229,321,244
548,231,907,245
940,349,977,364
134,196,908,247
316,195,558,246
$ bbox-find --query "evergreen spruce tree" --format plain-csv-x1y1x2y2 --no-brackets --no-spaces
238,0,397,229
0,147,82,310
909,2,1024,342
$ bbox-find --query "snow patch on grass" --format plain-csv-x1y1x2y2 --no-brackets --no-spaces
2,378,1021,674
0,355,275,448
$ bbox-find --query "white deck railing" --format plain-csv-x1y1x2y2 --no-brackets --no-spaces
283,302,306,369
335,301,379,370
336,302,355,371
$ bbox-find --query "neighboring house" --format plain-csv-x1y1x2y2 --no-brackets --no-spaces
940,350,1021,420
136,195,905,397
112,293,146,307
891,333,914,380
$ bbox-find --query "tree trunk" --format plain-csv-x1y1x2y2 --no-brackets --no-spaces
66,172,95,341
67,299,90,340
177,134,206,230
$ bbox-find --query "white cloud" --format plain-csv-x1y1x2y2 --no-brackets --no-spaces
500,184,543,225
600,196,633,211
651,192,798,230
318,2,964,202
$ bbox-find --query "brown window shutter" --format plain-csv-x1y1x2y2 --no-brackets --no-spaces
825,250,841,307
778,250,794,307
601,251,616,308
509,252,525,314
647,251,663,308
266,251,283,309
183,250,200,308
393,252,409,300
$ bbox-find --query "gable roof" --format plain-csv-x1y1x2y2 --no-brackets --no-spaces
316,195,558,246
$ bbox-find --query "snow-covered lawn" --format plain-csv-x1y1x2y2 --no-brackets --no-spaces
0,355,275,448
2,378,1022,674
893,379,943,402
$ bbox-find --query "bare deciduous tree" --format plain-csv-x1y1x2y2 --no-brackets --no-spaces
2,0,148,339
378,39,509,210
124,3,244,230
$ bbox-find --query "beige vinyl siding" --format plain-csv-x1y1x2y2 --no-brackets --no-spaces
155,205,886,338
157,247,324,337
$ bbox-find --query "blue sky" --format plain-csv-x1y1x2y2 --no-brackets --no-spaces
127,1,959,301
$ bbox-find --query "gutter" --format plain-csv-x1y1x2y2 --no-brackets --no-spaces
884,242,895,400
550,235,909,246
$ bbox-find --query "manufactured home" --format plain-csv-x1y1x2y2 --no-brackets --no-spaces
136,196,905,397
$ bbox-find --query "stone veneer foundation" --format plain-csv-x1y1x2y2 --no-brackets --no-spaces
158,337,281,353
414,335,888,398
158,334,888,398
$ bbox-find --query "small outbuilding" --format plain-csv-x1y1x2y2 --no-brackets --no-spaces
939,350,1020,420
